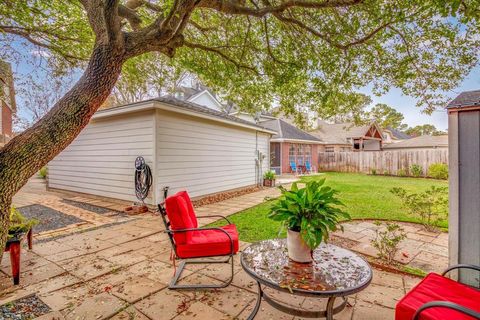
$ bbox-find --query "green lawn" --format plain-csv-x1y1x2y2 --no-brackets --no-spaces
213,172,448,243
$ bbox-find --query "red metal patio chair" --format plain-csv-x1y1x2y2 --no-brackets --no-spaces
158,188,239,289
395,264,480,320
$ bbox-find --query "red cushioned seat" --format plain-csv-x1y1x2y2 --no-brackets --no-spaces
396,273,480,320
165,191,239,259
176,224,239,259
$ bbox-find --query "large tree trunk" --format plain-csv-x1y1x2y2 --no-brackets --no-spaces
0,44,125,259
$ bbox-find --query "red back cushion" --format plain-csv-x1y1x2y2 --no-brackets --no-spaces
176,191,198,228
165,191,198,244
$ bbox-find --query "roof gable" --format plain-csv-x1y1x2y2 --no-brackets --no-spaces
310,122,384,144
187,90,224,111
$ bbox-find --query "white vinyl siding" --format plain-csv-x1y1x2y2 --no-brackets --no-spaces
257,132,270,177
48,104,271,205
48,111,155,204
156,109,270,199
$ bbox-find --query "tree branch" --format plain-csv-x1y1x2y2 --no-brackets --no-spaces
0,26,87,62
198,0,363,17
118,4,143,30
103,0,123,46
79,0,109,41
184,40,259,73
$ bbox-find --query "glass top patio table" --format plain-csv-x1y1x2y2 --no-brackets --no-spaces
240,239,372,319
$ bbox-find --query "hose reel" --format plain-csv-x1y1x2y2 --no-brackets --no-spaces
134,156,152,204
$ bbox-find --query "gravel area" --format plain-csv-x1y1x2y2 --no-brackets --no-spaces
18,204,85,233
61,198,118,214
0,295,51,319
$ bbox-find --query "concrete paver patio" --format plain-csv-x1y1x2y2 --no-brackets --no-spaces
0,178,449,319
0,213,423,320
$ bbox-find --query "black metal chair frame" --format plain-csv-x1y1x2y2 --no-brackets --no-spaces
412,264,480,320
157,188,235,290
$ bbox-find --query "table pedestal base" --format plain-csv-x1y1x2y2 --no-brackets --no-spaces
247,282,348,320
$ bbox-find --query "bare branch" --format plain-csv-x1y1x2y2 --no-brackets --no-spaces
0,25,82,43
0,26,87,62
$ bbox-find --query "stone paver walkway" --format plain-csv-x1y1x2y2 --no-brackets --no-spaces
0,214,421,320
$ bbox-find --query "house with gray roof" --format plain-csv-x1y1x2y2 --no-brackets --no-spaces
383,135,448,150
47,97,276,204
260,118,323,174
382,126,411,144
310,120,384,152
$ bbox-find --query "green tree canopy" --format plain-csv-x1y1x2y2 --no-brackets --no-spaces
0,0,479,257
405,124,446,137
1,0,479,118
368,103,407,130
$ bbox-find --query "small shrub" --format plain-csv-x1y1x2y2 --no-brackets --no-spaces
397,168,407,177
371,221,407,264
428,163,448,180
390,186,448,231
383,170,391,176
370,168,377,175
9,207,38,238
263,170,276,180
410,164,423,177
38,167,48,179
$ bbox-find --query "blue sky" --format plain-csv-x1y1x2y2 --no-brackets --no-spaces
361,65,480,131
10,41,480,131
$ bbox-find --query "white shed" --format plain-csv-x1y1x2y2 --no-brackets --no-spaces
48,97,274,205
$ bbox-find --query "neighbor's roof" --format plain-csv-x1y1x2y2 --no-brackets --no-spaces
383,135,448,149
385,126,411,140
310,122,376,145
447,90,480,109
261,119,323,143
93,97,277,134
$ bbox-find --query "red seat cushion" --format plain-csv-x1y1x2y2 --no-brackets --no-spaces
396,273,480,320
165,191,198,244
176,224,239,259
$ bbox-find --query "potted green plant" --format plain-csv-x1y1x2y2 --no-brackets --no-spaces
268,180,349,263
8,207,38,242
263,170,276,187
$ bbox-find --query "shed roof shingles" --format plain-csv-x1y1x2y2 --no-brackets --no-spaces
96,97,273,132
447,90,480,108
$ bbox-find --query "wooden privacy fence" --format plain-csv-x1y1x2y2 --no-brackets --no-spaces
318,149,448,175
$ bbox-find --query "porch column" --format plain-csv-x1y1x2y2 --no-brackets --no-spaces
448,106,480,287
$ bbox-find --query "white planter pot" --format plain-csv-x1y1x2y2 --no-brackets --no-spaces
287,229,313,263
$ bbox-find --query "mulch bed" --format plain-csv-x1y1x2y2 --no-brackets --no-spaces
192,186,264,207
18,204,85,233
329,235,359,250
0,295,51,319
61,198,119,215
